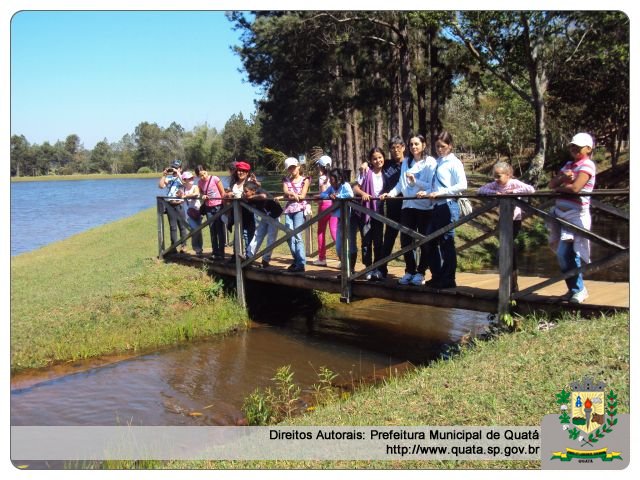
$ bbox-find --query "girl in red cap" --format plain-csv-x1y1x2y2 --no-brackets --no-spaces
225,161,258,260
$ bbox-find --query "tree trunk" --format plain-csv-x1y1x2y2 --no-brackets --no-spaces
389,42,402,138
375,106,385,148
417,81,427,141
521,13,548,187
344,108,354,174
399,16,413,140
429,29,443,155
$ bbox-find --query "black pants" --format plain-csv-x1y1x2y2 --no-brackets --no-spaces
399,207,433,276
359,216,384,267
379,198,403,276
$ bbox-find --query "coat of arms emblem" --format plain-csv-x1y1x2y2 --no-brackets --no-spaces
552,375,622,462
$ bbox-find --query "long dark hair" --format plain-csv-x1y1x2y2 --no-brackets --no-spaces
329,168,347,186
368,146,385,162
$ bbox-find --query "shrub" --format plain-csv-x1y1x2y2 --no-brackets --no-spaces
137,166,153,174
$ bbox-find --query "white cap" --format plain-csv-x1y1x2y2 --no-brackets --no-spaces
284,157,299,169
570,133,594,148
315,155,332,167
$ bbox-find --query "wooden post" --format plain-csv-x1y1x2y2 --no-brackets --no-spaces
497,197,514,320
233,200,246,308
157,198,166,259
339,199,351,303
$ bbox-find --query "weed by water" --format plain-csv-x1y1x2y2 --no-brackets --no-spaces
242,365,341,425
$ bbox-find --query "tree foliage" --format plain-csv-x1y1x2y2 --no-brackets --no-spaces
11,11,629,180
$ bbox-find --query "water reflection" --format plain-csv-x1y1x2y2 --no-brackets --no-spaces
11,301,488,427
10,179,159,256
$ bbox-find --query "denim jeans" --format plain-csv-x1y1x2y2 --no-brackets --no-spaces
204,205,226,257
165,202,189,248
285,210,306,267
249,215,278,262
557,240,584,293
187,215,203,253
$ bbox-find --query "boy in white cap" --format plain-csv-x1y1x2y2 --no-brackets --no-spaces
548,132,596,304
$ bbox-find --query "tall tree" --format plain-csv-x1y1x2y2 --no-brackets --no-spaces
450,11,563,185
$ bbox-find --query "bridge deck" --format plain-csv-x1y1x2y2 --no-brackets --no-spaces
169,252,629,316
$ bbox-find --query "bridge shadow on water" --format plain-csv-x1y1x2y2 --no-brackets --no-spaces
242,280,490,366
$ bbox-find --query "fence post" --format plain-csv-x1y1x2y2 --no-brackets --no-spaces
157,198,166,259
497,197,514,320
339,199,351,303
233,199,246,308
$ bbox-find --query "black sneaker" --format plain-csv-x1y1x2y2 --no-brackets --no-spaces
289,264,305,273
261,260,271,269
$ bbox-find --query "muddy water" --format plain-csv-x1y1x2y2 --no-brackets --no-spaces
11,299,488,426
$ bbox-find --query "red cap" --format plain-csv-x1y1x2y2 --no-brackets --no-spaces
235,161,251,171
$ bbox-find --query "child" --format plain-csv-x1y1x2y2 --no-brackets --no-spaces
313,155,337,266
179,171,204,256
478,161,535,290
243,181,284,268
282,157,310,272
547,132,596,304
353,147,387,280
319,168,355,272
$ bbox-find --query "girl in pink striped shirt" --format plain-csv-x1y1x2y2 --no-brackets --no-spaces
478,161,535,291
547,132,597,304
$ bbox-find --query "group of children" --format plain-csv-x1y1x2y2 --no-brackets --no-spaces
160,131,596,304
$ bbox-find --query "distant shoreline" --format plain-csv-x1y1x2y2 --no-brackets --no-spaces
10,171,228,183
10,173,159,182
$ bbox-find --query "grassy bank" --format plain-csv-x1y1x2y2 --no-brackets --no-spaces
160,310,628,470
10,207,249,373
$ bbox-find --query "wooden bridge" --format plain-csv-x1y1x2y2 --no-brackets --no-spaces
157,190,629,319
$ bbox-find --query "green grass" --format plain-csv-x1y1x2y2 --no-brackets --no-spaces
162,310,628,470
10,207,249,372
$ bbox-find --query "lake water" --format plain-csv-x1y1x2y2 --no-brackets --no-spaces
10,179,160,256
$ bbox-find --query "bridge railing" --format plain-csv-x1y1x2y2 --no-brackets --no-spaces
157,189,629,315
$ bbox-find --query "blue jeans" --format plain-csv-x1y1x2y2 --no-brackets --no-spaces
285,211,306,267
557,240,584,293
249,215,278,262
187,215,203,253
428,201,459,284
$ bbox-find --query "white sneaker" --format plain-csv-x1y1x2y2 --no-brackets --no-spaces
364,272,372,281
312,259,327,266
370,269,383,281
410,273,425,286
569,288,589,304
398,273,413,285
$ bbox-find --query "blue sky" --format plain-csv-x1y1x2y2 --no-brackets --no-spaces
10,11,261,149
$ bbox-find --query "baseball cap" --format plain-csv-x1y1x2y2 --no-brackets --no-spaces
570,133,594,149
284,157,299,169
315,155,332,168
182,171,194,180
171,159,182,168
235,161,251,171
